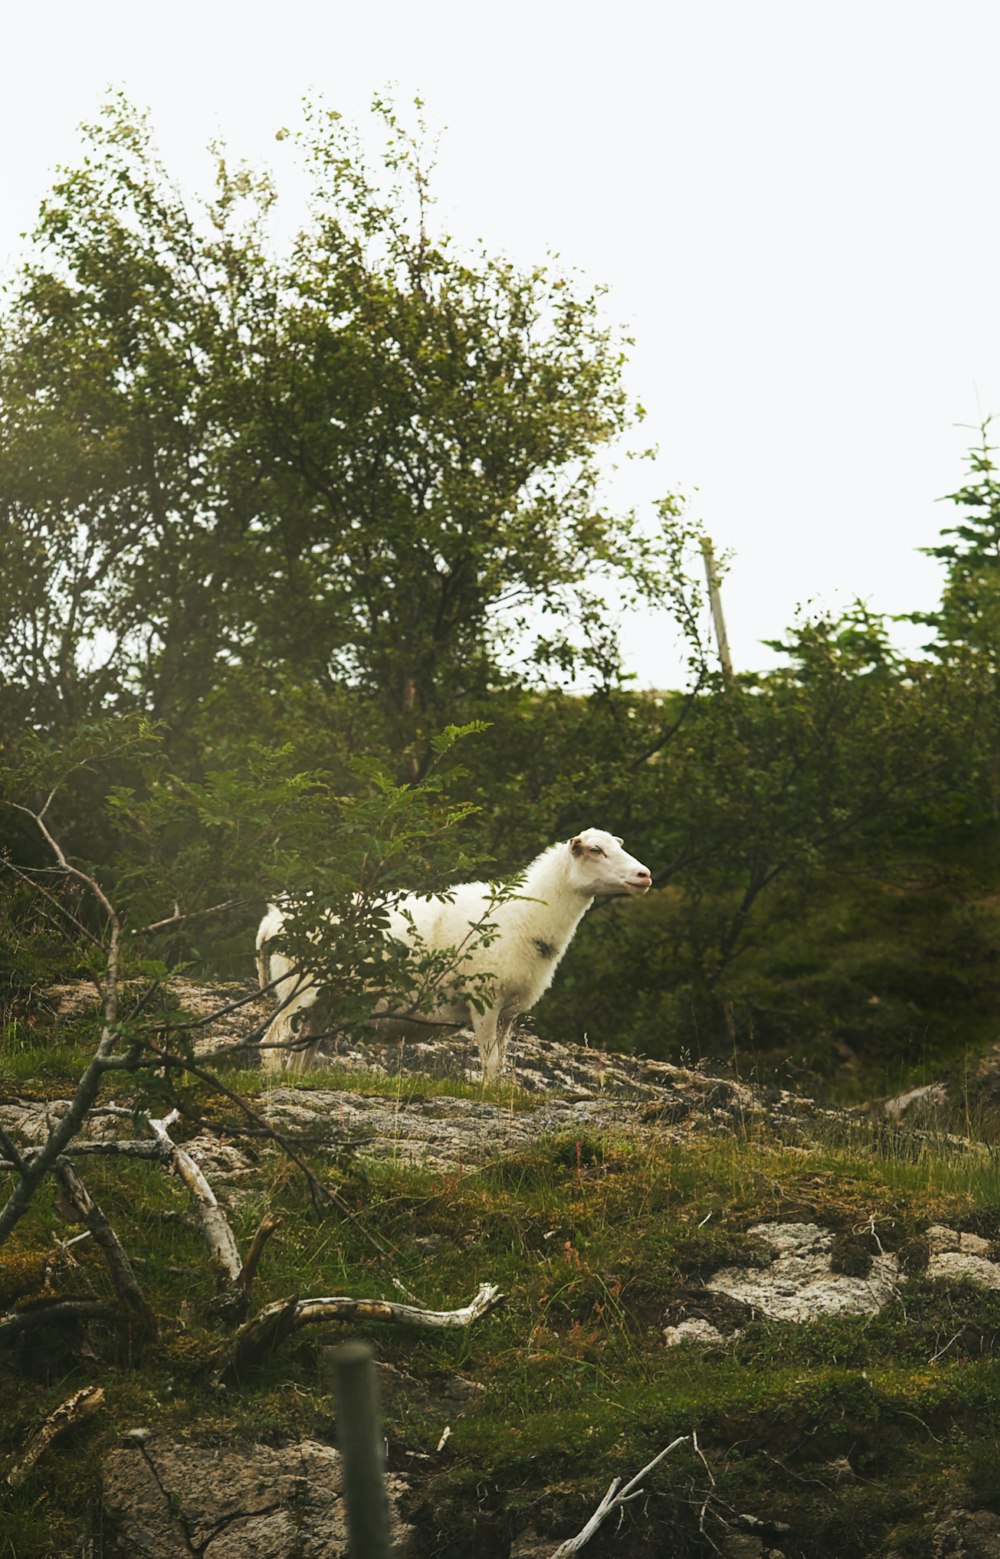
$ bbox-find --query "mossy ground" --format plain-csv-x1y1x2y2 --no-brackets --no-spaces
6,1000,1000,1557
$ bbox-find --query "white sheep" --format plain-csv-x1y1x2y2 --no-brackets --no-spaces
256,828,652,1082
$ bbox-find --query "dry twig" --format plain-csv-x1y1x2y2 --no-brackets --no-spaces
6,1385,105,1488
549,1435,692,1558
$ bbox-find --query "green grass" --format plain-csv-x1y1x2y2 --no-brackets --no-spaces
8,1004,1000,1555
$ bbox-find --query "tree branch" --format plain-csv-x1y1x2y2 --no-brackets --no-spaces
549,1435,692,1558
143,1038,392,1258
223,1281,504,1376
52,1159,152,1323
0,1299,119,1344
148,1109,251,1325
5,1385,105,1489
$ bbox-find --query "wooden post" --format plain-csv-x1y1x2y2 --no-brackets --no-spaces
700,537,733,684
331,1340,390,1559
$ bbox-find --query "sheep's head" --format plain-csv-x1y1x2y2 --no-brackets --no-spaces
568,829,652,896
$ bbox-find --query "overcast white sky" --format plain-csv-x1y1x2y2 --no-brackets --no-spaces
3,0,999,686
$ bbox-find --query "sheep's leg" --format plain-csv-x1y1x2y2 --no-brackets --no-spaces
474,1005,519,1085
472,1008,503,1084
261,984,319,1074
260,1011,290,1073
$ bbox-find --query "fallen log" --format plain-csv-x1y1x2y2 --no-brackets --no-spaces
224,1281,505,1376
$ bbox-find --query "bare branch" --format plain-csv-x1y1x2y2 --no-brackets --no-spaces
0,1039,140,1249
143,1038,392,1258
0,856,105,950
148,1111,244,1286
10,800,118,926
0,806,143,1246
30,1141,169,1163
224,1281,504,1376
549,1435,692,1558
52,1159,152,1322
5,1385,105,1488
142,898,247,935
0,1299,119,1343
11,798,124,1029
239,1212,280,1297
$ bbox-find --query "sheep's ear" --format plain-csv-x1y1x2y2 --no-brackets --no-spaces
614,836,623,846
569,835,586,855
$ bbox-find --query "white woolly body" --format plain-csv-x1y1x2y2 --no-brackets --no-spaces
256,827,651,1082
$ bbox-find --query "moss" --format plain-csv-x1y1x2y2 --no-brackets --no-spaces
830,1230,878,1276
0,1248,52,1308
10,1043,1000,1556
896,1235,931,1275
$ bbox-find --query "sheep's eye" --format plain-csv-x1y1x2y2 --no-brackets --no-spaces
590,845,604,856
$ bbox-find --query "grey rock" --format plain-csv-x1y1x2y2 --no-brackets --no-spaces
102,1438,413,1557
929,1251,1000,1289
930,1508,1000,1558
663,1317,729,1347
707,1221,900,1321
927,1225,993,1258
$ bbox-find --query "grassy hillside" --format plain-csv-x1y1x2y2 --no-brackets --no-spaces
4,989,1000,1556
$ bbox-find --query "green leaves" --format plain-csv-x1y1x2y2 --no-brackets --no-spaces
0,91,690,771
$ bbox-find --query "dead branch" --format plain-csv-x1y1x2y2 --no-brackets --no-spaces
144,1037,392,1258
142,898,246,935
0,808,139,1248
1,1142,172,1175
57,1141,171,1161
294,1282,504,1331
239,1212,280,1296
549,1435,692,1558
5,1385,105,1488
0,1299,119,1343
224,1281,504,1376
148,1111,244,1289
0,1038,140,1249
225,1294,301,1375
52,1159,152,1324
0,1123,27,1174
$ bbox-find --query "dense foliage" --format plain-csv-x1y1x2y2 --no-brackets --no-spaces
1,94,999,1088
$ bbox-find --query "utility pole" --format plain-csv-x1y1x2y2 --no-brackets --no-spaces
700,537,733,685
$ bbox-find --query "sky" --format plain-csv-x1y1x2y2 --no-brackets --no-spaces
3,0,999,688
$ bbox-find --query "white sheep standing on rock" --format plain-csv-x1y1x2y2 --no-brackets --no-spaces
256,828,652,1082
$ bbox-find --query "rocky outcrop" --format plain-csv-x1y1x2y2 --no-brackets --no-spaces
101,1438,413,1558
700,1220,1000,1326
707,1222,900,1322
6,980,844,1179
